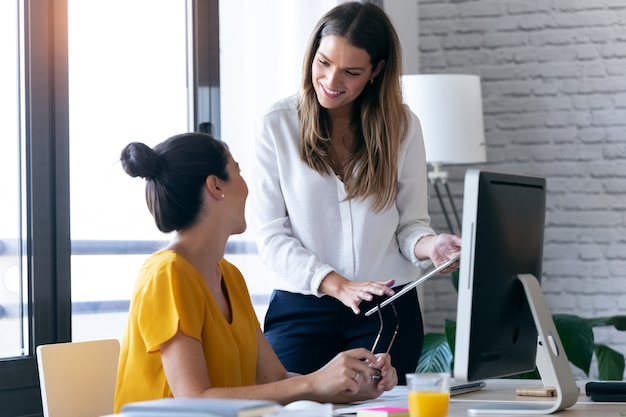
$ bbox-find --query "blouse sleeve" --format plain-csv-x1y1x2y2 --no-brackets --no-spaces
247,104,335,295
137,260,206,352
396,108,437,266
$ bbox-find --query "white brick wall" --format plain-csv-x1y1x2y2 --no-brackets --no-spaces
417,0,626,379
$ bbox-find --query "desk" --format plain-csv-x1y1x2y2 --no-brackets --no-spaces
335,379,626,416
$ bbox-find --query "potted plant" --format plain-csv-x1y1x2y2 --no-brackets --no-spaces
417,272,626,381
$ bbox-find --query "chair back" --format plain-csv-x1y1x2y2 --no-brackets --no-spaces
36,339,120,417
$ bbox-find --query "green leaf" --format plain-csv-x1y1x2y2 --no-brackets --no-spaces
420,308,625,381
553,314,594,376
417,333,453,374
444,319,457,371
587,316,626,331
444,319,457,355
450,269,459,292
595,344,626,381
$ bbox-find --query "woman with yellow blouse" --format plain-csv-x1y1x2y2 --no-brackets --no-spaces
114,133,397,413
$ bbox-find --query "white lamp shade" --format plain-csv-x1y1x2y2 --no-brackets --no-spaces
402,74,487,165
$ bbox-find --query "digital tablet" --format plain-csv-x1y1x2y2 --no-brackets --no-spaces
364,253,461,317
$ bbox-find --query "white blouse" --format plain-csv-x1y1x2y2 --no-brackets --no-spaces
247,95,435,296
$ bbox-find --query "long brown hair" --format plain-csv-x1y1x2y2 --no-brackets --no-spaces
298,2,408,211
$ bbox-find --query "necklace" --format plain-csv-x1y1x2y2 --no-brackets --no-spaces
329,124,353,181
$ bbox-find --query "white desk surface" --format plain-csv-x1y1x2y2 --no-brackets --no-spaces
334,379,626,416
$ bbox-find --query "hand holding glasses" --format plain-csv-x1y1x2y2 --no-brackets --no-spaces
368,301,399,380
363,256,459,386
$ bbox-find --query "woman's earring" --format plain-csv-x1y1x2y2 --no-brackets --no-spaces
369,78,374,85
221,194,225,199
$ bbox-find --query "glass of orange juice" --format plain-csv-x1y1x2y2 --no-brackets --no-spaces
406,372,450,417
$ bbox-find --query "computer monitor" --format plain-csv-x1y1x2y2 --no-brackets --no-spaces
453,169,579,415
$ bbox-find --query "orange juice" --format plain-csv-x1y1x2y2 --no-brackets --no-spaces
408,391,449,417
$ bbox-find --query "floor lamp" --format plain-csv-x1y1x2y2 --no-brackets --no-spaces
402,74,487,235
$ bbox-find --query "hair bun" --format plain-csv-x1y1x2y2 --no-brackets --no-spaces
120,142,160,179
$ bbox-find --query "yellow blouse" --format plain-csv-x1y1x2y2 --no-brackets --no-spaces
114,250,260,412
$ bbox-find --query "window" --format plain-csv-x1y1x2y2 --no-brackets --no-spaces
219,0,337,320
0,0,25,359
67,0,339,339
0,1,340,414
68,0,189,342
0,1,73,415
0,1,218,415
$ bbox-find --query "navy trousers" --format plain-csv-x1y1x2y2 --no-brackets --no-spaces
263,285,424,385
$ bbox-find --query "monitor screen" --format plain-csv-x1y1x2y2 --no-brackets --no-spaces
454,169,547,382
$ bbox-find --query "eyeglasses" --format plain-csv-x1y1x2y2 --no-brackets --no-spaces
369,302,399,379
370,301,399,354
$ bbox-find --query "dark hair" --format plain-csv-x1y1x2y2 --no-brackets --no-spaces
120,133,229,233
298,1,407,211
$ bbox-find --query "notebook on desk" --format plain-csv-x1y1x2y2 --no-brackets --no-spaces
119,398,280,417
334,381,486,415
450,381,486,396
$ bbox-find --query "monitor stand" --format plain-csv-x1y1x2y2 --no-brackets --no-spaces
468,274,580,415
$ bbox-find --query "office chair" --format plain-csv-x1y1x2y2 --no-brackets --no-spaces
36,339,120,417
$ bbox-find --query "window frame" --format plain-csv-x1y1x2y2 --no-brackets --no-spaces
0,1,71,415
0,1,219,415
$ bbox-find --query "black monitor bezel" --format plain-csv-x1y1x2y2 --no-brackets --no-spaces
454,169,547,382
